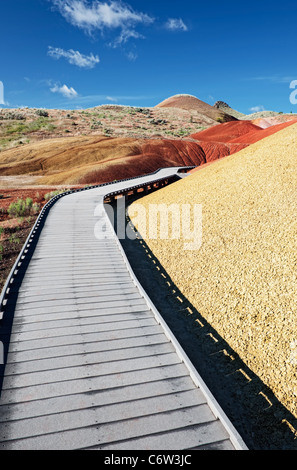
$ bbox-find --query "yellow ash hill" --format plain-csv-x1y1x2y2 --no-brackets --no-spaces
129,122,297,419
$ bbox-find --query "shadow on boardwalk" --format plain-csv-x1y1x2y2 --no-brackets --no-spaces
111,196,297,451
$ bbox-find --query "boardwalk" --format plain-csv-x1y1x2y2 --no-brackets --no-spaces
0,168,247,450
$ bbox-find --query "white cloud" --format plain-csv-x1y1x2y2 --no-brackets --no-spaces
48,46,100,68
106,95,118,102
165,18,188,31
249,105,266,113
248,76,295,84
51,0,154,43
50,84,79,99
126,50,137,61
65,93,154,106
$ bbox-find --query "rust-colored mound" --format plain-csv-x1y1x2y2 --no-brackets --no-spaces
198,142,249,161
190,120,262,143
0,134,209,185
74,139,208,185
155,94,236,123
78,154,173,185
139,139,207,166
229,119,297,144
38,137,247,185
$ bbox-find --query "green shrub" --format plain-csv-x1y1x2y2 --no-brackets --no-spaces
5,122,27,135
44,190,67,201
25,197,33,210
31,202,40,214
36,109,49,118
9,233,20,244
8,199,27,217
8,197,36,218
0,112,26,121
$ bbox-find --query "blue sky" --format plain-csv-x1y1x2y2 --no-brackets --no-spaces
1,0,297,113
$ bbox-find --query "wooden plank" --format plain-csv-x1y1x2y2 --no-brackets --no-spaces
0,376,199,421
5,333,169,363
2,352,181,389
0,405,222,450
0,363,189,404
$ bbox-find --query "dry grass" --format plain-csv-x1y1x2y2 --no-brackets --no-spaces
129,122,297,419
0,104,213,153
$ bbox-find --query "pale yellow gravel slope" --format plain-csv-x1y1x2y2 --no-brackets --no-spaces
129,123,297,418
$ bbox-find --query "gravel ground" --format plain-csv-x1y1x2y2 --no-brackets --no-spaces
128,123,297,449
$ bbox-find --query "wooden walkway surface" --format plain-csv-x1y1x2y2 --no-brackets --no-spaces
0,168,248,450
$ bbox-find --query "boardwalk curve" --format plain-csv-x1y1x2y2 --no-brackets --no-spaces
0,168,248,450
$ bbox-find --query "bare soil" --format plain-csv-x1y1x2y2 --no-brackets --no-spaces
0,218,35,293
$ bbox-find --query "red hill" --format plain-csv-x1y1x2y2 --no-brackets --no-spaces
229,119,297,144
190,120,262,143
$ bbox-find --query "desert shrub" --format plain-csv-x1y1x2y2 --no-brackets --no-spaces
8,199,28,217
5,122,27,134
44,190,68,201
36,109,49,118
135,108,151,115
4,117,51,137
46,123,56,132
25,197,33,210
0,112,26,121
31,202,40,214
9,233,21,244
149,119,167,125
7,197,35,218
27,118,48,133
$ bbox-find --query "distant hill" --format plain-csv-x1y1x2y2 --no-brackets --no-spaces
213,100,246,119
1,95,297,189
0,103,220,155
155,94,237,123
